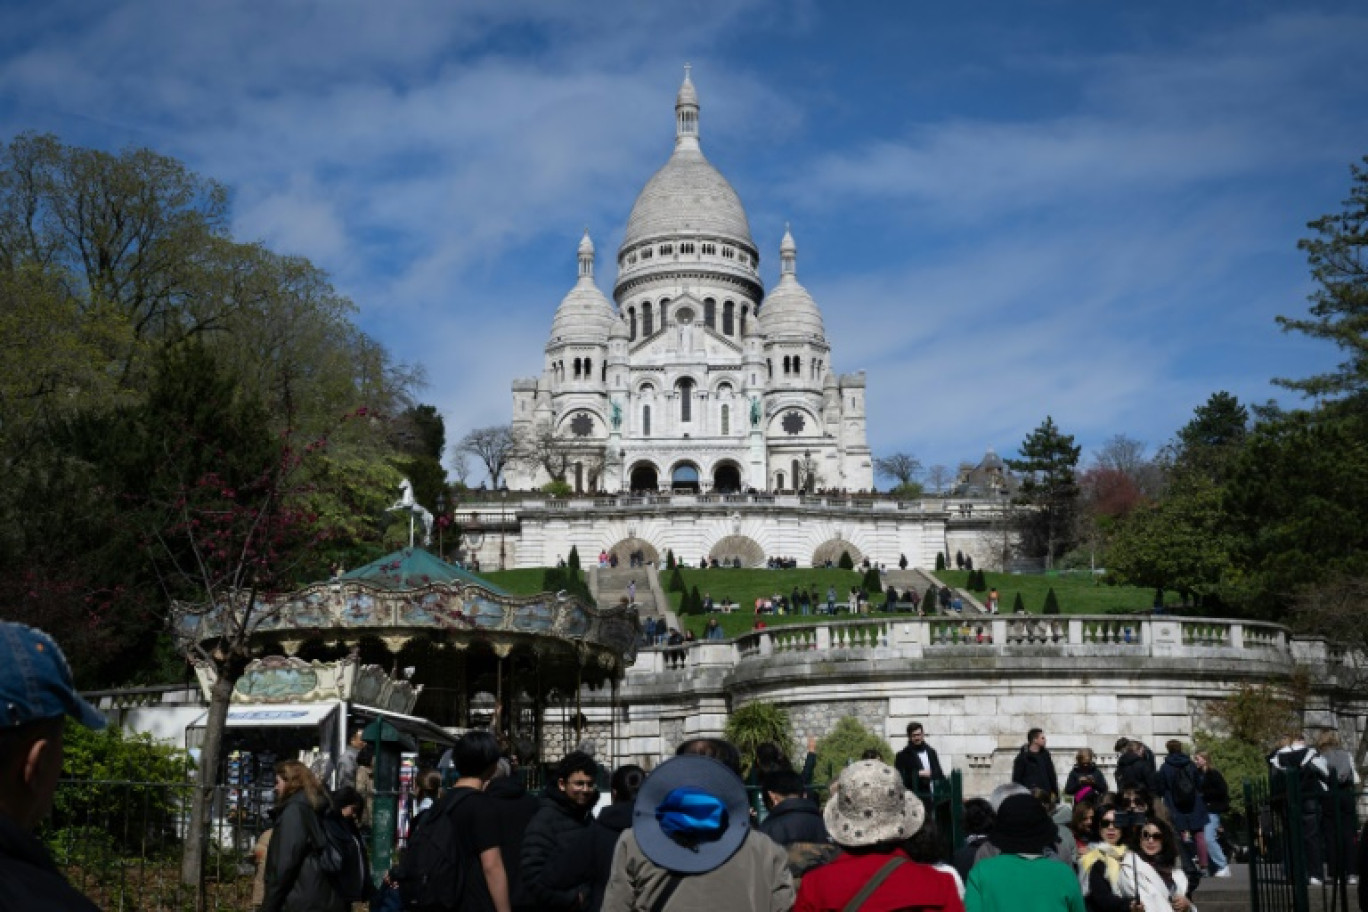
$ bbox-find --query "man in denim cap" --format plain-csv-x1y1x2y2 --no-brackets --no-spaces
0,621,107,911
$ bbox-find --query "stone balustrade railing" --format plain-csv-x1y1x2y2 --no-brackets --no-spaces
466,492,1012,519
629,615,1299,675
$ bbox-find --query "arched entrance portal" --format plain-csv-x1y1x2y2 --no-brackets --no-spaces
712,463,742,493
629,464,658,493
671,463,700,493
708,535,765,568
812,538,864,567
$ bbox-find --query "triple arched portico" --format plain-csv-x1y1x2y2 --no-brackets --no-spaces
626,458,747,494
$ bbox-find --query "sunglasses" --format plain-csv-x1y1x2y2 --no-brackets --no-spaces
1141,831,1163,840
1100,818,1119,828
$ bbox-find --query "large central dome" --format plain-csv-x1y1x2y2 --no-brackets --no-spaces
619,69,755,253
622,147,753,249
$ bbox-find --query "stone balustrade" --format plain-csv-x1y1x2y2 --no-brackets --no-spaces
631,614,1295,673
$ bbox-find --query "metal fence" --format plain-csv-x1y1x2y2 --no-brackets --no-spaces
1244,768,1362,912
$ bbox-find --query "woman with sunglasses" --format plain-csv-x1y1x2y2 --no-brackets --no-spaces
1123,817,1194,912
1077,805,1144,912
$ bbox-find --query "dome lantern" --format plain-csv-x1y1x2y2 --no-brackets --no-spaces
676,64,699,150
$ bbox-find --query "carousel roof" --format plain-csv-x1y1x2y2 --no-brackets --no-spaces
339,547,508,594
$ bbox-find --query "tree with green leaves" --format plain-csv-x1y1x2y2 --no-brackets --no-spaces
1169,392,1249,483
1012,592,1025,613
668,565,685,593
934,552,946,571
1275,155,1368,411
1043,588,1060,614
1006,417,1081,568
1106,475,1233,610
813,717,894,786
839,550,854,570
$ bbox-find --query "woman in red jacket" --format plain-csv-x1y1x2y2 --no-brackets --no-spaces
794,760,965,912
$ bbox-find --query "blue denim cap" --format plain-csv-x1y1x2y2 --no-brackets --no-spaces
0,622,107,730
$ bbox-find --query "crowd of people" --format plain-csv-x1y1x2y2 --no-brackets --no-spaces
4,619,1368,912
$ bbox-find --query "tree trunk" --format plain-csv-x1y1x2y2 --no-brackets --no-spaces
180,660,235,905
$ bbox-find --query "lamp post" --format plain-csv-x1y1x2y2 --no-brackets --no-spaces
802,449,814,494
499,484,508,570
435,492,447,560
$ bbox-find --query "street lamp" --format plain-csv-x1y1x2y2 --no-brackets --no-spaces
435,491,447,560
499,483,509,570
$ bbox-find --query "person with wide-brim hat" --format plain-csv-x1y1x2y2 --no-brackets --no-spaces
601,752,793,912
793,759,964,911
964,793,1085,911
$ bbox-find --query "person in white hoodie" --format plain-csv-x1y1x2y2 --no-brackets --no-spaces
1271,731,1330,886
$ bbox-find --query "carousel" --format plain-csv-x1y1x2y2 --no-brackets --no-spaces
178,482,640,760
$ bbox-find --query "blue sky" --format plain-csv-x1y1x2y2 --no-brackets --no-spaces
3,1,1365,482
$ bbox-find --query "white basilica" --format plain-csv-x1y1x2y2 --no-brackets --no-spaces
508,69,871,495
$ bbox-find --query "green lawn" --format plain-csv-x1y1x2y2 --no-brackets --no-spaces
936,570,1158,616
661,567,873,637
477,568,549,595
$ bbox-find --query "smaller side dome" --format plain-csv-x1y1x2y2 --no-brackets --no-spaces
549,231,615,345
760,226,825,340
609,315,630,340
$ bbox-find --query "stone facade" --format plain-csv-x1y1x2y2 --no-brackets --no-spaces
509,70,871,495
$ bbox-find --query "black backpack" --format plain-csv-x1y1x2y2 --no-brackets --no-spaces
1171,763,1199,812
398,789,477,911
318,815,368,903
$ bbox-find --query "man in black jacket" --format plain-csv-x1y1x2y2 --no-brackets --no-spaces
521,751,598,910
0,623,107,912
759,769,829,846
1010,728,1059,801
893,722,945,797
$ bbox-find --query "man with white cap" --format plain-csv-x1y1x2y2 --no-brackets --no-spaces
0,621,108,911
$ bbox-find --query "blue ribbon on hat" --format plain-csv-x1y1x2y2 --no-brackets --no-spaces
655,787,728,846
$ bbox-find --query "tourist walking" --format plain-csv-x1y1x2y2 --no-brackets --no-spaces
964,793,1084,911
522,751,599,911
1192,751,1230,877
1123,817,1194,912
0,622,107,912
1064,748,1109,804
260,760,346,912
793,759,964,911
1271,732,1329,886
1077,805,1144,912
894,721,945,798
1012,728,1060,802
1157,740,1208,875
486,757,540,912
547,764,646,912
601,747,793,912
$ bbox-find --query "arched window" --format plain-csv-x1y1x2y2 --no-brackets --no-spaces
721,404,730,435
792,459,800,489
584,358,592,379
782,356,791,374
643,302,654,336
643,405,651,437
677,378,693,422
628,307,637,340
740,304,748,337
723,301,735,335
602,362,607,381
767,358,773,378
660,298,669,327
573,358,582,379
776,471,785,490
793,355,800,375
704,298,716,329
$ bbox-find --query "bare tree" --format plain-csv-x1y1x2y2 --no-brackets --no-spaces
925,464,952,494
447,449,471,486
513,422,604,492
1091,433,1165,498
457,424,515,487
874,452,924,487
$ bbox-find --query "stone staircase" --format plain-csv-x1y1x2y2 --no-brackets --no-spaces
589,565,677,632
880,568,987,614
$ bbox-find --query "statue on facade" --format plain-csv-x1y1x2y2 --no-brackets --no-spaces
750,396,761,428
610,398,622,430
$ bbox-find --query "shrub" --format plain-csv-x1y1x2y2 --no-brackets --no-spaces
965,555,974,571
668,565,686,593
51,719,193,858
725,702,796,775
924,584,938,610
686,585,703,616
861,566,883,594
955,550,965,570
935,552,946,571
1012,592,1026,613
666,549,676,570
567,545,581,572
1043,588,1060,614
813,717,894,786
838,551,855,571
541,479,572,497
